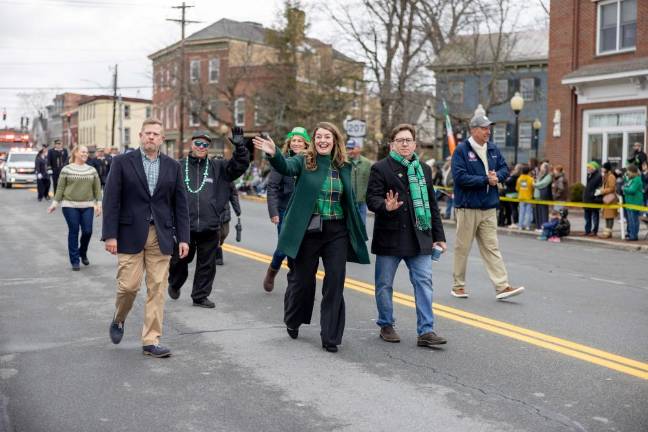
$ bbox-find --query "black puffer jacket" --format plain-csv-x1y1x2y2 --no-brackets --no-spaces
181,146,249,233
583,170,603,204
266,153,296,218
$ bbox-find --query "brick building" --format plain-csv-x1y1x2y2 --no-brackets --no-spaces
547,0,646,184
49,93,87,148
148,17,365,158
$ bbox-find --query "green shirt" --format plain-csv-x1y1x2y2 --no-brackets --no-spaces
350,155,372,203
623,175,644,206
316,167,344,220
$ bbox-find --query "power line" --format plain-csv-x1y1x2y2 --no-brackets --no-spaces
0,85,152,91
0,0,167,8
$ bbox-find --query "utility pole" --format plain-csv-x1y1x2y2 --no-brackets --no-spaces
167,2,199,157
111,64,118,149
118,94,124,151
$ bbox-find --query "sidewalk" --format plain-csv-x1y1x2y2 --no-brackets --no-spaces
240,193,648,253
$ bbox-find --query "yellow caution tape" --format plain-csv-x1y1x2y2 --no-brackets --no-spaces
433,185,648,212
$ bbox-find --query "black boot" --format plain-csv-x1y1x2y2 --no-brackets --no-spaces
215,247,224,265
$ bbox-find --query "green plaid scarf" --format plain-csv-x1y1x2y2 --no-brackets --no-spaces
389,150,431,231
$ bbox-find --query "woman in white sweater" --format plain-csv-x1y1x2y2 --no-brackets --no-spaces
47,145,102,270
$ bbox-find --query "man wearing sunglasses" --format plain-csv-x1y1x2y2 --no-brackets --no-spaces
168,128,250,308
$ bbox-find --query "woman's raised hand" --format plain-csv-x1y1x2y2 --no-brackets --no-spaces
384,190,403,211
253,135,276,157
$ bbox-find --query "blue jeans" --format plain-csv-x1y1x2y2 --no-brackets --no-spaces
519,202,533,229
356,202,368,226
626,209,640,240
270,208,288,270
375,254,434,336
444,196,454,219
62,207,94,266
584,208,600,234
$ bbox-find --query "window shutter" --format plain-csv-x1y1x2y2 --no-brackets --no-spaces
534,77,542,101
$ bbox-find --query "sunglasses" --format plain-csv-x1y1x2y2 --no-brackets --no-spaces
193,140,210,149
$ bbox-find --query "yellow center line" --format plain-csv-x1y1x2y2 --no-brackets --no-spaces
222,243,648,380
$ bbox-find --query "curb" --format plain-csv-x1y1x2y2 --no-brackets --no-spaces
239,194,648,254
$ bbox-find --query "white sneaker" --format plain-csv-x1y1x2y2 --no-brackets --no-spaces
496,286,525,300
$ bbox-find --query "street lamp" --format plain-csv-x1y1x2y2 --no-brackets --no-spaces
533,118,542,160
510,92,524,164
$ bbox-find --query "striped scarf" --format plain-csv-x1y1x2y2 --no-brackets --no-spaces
389,150,431,231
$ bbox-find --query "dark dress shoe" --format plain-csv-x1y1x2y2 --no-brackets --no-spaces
322,344,338,353
193,298,215,308
81,256,90,266
215,258,224,266
286,327,299,339
168,285,180,300
142,344,171,358
109,320,124,344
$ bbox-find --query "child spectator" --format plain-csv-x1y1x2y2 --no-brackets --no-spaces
516,165,534,230
554,208,571,241
538,209,560,241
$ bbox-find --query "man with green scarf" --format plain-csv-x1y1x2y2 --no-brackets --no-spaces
366,124,447,348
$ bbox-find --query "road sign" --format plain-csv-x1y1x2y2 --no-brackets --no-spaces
344,119,367,138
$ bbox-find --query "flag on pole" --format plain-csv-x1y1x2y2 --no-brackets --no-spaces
443,100,456,155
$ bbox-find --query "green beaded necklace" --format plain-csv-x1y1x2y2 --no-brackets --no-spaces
184,156,210,194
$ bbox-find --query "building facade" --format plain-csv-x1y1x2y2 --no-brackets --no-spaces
77,96,152,152
431,30,548,163
547,0,646,184
49,93,87,148
148,17,365,158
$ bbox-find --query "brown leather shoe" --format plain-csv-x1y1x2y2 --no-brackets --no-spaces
263,266,279,292
379,325,401,343
417,331,447,347
495,286,525,300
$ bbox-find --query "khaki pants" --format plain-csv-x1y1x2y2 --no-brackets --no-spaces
453,208,509,291
114,225,171,346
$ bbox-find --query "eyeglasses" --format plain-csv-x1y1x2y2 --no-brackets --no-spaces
393,138,414,145
193,140,209,149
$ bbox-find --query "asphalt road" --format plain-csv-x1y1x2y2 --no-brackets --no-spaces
1,187,647,432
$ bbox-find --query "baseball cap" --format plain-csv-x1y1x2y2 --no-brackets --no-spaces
191,130,212,142
469,115,495,128
345,139,357,149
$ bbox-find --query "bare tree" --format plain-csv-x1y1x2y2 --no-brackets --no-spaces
329,0,476,156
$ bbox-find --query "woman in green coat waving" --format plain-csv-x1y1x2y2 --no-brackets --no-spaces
254,122,369,353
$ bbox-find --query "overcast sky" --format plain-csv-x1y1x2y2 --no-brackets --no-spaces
0,0,546,129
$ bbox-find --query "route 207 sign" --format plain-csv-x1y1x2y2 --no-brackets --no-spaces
344,119,367,138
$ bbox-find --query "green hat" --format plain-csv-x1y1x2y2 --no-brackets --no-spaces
191,130,212,142
587,161,600,170
286,126,311,143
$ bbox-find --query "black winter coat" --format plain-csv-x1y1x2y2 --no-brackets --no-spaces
35,156,49,179
181,146,249,233
47,148,68,173
266,162,296,218
367,157,446,256
89,156,111,185
583,170,603,203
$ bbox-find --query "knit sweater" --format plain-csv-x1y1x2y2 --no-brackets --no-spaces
53,163,102,208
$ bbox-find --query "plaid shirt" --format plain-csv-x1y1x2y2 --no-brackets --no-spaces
140,148,160,196
316,167,344,220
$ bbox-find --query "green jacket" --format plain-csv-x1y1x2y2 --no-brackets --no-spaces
350,155,373,203
268,150,370,264
623,175,644,206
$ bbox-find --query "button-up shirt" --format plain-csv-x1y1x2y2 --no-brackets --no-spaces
140,148,160,196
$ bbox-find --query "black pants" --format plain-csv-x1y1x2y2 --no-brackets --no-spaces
52,170,62,194
168,230,220,301
215,221,230,261
534,204,549,229
284,219,348,346
584,208,600,234
37,178,50,200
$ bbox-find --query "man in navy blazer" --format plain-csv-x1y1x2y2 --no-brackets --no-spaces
102,118,190,358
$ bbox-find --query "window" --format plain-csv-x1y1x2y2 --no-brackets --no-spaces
598,0,636,54
234,97,245,127
123,104,131,120
190,60,200,82
520,78,535,101
448,81,464,104
167,105,174,129
172,64,178,86
254,101,264,127
166,69,171,89
493,123,507,147
209,58,220,83
518,122,532,149
145,106,152,118
494,79,508,102
189,102,200,127
124,127,131,146
208,100,219,126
